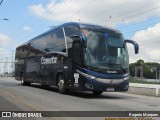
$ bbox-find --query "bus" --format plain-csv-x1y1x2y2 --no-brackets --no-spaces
15,22,139,95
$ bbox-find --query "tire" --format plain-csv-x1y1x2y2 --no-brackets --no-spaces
21,74,31,86
21,75,24,85
57,74,67,94
92,91,103,95
41,84,50,87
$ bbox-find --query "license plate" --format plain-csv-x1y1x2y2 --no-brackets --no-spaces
107,88,114,92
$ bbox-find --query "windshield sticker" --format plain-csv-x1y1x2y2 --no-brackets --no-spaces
74,73,79,83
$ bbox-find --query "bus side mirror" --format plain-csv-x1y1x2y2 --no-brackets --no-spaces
125,39,139,54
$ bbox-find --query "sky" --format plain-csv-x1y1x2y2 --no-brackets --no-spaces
0,0,160,73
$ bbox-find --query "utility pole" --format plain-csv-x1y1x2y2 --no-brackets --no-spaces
156,70,157,80
11,50,14,74
156,68,158,80
0,58,1,75
152,66,158,80
3,57,8,76
0,37,1,46
159,71,160,80
0,40,1,76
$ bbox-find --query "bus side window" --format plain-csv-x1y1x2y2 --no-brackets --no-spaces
64,26,80,37
15,45,28,59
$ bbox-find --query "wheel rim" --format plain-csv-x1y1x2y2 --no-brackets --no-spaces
58,78,64,90
21,77,24,84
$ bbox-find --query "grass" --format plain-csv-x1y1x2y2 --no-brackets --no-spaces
130,79,160,85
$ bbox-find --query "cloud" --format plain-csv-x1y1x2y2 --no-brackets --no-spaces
0,47,9,54
0,33,11,44
29,4,46,17
29,0,160,26
0,33,13,59
0,47,5,52
129,23,160,63
23,26,32,32
0,33,13,70
28,0,160,63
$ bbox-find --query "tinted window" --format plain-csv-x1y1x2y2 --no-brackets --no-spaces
107,34,124,47
30,28,66,53
64,26,80,51
52,28,66,52
15,44,28,59
15,44,28,66
64,26,80,37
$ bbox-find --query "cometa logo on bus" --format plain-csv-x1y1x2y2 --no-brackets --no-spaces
41,56,57,64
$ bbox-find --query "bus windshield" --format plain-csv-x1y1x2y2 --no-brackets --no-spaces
82,29,129,72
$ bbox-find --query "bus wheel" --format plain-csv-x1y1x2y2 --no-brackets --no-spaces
92,91,103,95
21,76,25,85
41,84,50,88
57,74,67,94
21,74,30,86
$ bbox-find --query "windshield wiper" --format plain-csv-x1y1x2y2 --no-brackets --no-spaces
98,63,120,66
98,63,122,69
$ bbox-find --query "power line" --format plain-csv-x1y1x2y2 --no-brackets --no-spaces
83,1,132,22
102,6,160,26
13,1,160,48
107,3,158,24
15,0,77,42
64,0,98,21
122,19,160,35
118,16,160,31
33,0,96,28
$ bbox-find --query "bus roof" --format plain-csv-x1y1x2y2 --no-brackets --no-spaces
17,22,122,47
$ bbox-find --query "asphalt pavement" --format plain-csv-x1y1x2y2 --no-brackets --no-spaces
0,77,160,120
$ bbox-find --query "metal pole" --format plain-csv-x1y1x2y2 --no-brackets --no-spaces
11,50,14,75
156,70,157,80
159,71,160,83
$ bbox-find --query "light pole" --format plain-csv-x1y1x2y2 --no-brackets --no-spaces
152,66,158,79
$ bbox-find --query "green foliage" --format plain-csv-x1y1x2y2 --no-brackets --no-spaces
143,65,155,79
129,63,135,77
129,59,160,79
135,59,144,66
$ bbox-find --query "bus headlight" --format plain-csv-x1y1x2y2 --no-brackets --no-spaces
123,76,130,81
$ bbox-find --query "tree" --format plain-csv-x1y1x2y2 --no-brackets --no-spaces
135,59,144,66
129,59,160,79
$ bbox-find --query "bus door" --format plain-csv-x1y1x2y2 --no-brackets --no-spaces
72,40,83,87
25,43,40,83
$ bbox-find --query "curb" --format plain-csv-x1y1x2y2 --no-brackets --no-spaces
128,83,160,97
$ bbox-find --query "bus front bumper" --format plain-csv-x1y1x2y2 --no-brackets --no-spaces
82,75,129,92
84,78,129,92
76,70,130,92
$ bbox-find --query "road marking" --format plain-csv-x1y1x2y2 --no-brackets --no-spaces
0,89,58,119
0,87,38,111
